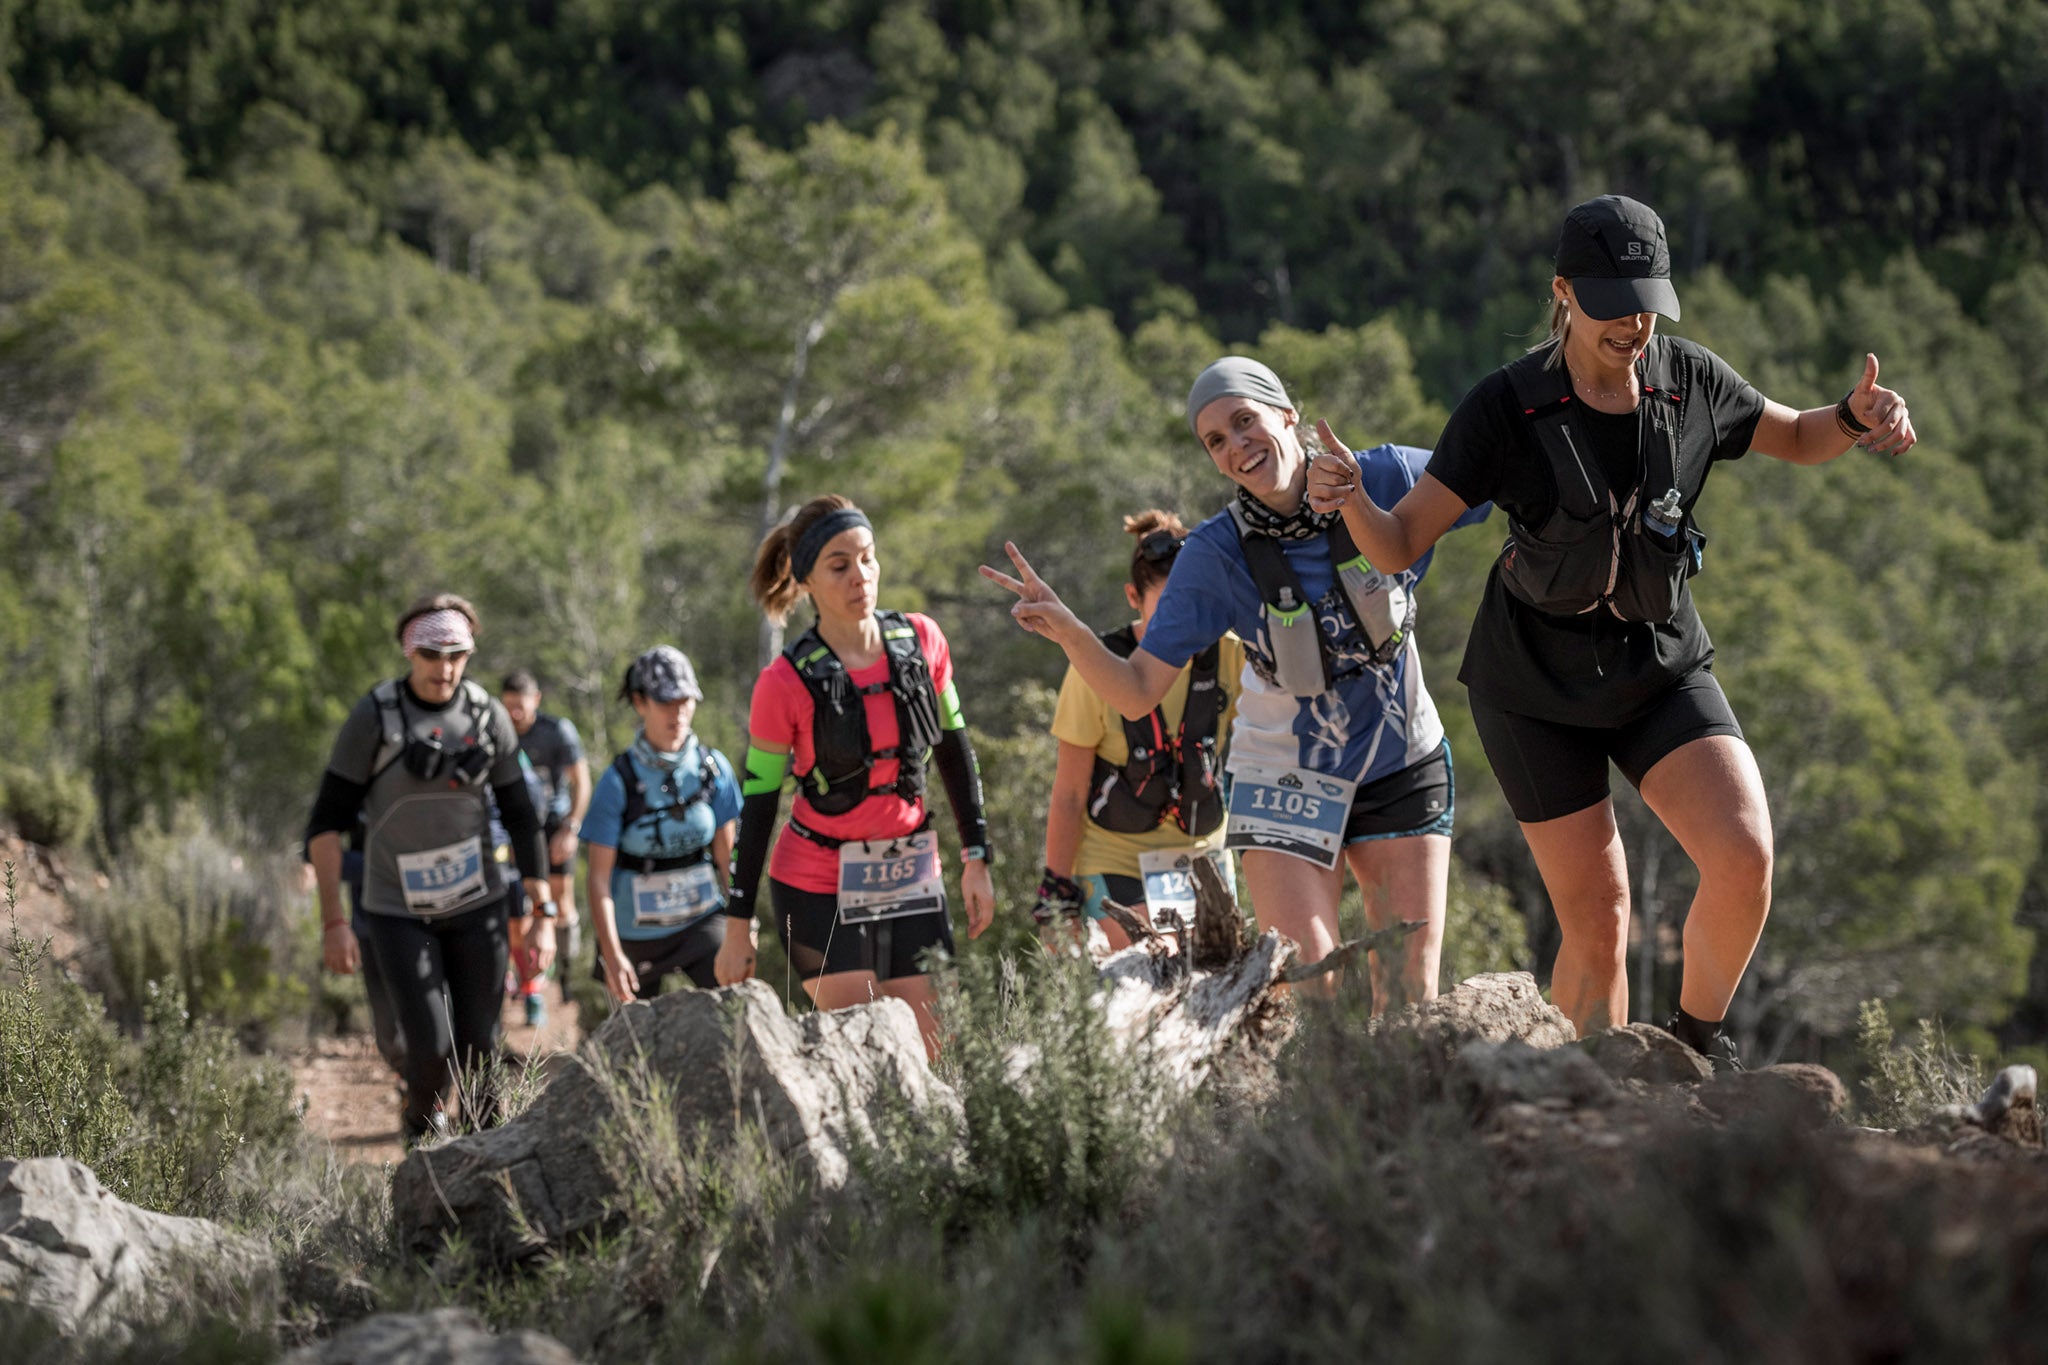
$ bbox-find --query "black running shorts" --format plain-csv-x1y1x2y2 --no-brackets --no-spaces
1342,739,1456,843
769,878,955,981
592,915,726,997
1469,668,1745,824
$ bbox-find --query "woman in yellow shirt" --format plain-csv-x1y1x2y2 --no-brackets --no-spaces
1035,510,1246,948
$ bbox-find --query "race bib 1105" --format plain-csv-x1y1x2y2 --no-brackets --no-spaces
1224,761,1355,870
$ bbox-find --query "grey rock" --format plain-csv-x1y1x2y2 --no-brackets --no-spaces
1381,971,1578,1056
1580,1023,1714,1086
1452,1039,1616,1117
0,1156,274,1342
281,1308,579,1365
1966,1065,2042,1148
392,979,957,1265
1698,1063,1848,1129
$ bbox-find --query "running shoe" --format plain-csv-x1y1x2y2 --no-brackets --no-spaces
524,991,547,1029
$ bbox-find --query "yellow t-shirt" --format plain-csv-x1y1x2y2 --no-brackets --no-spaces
1049,631,1247,878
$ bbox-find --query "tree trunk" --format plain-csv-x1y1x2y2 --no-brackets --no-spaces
755,315,828,672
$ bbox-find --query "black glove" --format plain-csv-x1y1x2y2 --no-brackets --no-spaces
1031,867,1086,926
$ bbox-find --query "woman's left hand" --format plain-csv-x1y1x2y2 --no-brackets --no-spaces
1847,354,1917,456
962,859,996,940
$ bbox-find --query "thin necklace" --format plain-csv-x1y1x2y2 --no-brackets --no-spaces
1571,367,1638,402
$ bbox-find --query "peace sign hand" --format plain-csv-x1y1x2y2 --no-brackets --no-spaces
979,542,1084,646
1307,419,1363,515
1848,354,1917,457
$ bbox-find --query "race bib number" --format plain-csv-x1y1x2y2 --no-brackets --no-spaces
396,837,488,915
1224,761,1355,870
837,831,947,925
632,861,721,929
1138,848,1204,932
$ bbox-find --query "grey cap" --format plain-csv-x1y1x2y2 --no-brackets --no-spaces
1186,356,1295,434
628,646,702,703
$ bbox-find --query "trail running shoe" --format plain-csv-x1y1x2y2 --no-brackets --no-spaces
524,991,547,1029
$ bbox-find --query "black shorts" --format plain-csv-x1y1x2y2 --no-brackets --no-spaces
593,915,725,997
543,814,572,876
1469,668,1744,824
769,879,955,982
1342,739,1456,843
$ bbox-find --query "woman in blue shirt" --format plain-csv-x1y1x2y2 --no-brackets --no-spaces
583,645,744,1002
986,356,1488,1007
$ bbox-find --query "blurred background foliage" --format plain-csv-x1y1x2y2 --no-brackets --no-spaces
2,0,2045,1065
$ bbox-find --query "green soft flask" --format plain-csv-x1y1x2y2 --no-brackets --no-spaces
1336,554,1409,654
1265,584,1329,694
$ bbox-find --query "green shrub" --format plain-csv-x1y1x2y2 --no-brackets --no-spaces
0,862,304,1220
1854,999,1990,1128
0,758,99,849
73,808,313,1047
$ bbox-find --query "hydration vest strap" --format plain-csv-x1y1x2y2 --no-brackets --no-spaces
787,813,930,851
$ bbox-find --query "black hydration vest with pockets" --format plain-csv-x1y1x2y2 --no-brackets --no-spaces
1086,626,1227,837
610,747,722,875
1229,506,1416,696
1497,337,1706,623
784,610,944,817
368,678,498,786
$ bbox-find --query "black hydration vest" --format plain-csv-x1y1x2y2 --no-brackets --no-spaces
1085,626,1227,837
1497,337,1706,623
609,747,722,875
784,610,944,817
1229,508,1416,696
367,678,498,786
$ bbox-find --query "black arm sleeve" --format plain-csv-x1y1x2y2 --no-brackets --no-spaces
494,779,548,882
307,772,369,843
932,727,991,854
725,789,782,921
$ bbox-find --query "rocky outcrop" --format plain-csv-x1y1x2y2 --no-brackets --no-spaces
1699,1063,1850,1129
1378,971,1578,1061
281,1308,580,1365
0,1156,274,1342
391,980,956,1265
1580,1023,1715,1086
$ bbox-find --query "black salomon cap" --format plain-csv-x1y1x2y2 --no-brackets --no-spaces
1554,195,1681,322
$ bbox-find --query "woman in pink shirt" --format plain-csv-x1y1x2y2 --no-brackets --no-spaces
720,495,996,1056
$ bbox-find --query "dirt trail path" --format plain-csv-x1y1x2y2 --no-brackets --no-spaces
289,990,589,1166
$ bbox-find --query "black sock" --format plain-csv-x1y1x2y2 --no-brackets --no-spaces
1669,1007,1724,1054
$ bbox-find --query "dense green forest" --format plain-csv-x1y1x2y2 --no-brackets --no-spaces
3,0,2047,1061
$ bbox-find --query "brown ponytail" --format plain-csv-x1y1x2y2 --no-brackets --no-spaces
750,494,858,626
1122,508,1189,596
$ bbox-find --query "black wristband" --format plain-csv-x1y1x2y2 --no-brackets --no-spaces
1835,391,1870,436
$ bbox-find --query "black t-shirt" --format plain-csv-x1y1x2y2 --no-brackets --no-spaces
1427,336,1767,726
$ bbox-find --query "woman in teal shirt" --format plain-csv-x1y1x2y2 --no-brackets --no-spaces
583,646,743,1002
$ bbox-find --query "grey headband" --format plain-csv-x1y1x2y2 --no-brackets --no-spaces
791,507,873,583
1186,356,1294,434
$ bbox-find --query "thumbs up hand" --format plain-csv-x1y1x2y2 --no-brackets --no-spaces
1846,354,1916,456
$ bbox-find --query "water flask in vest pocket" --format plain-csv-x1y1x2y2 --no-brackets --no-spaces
1642,487,1683,539
1337,556,1409,653
1264,587,1329,694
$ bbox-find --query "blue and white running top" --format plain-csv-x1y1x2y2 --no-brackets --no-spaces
1138,443,1490,786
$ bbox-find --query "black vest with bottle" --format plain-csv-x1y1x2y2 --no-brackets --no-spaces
783,611,944,816
1084,626,1227,837
1497,336,1707,623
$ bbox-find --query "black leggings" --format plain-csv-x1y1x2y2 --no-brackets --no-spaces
354,898,510,1138
592,915,726,998
770,879,954,981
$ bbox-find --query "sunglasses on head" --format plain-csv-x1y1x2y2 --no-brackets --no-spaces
1137,530,1186,564
416,647,472,663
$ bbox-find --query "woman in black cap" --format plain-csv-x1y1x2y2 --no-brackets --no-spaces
582,646,744,1002
724,494,996,1058
1305,194,1916,1061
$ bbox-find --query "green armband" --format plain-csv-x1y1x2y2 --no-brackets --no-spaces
939,681,966,731
742,746,790,797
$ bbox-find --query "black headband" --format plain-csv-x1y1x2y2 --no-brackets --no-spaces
790,507,873,583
